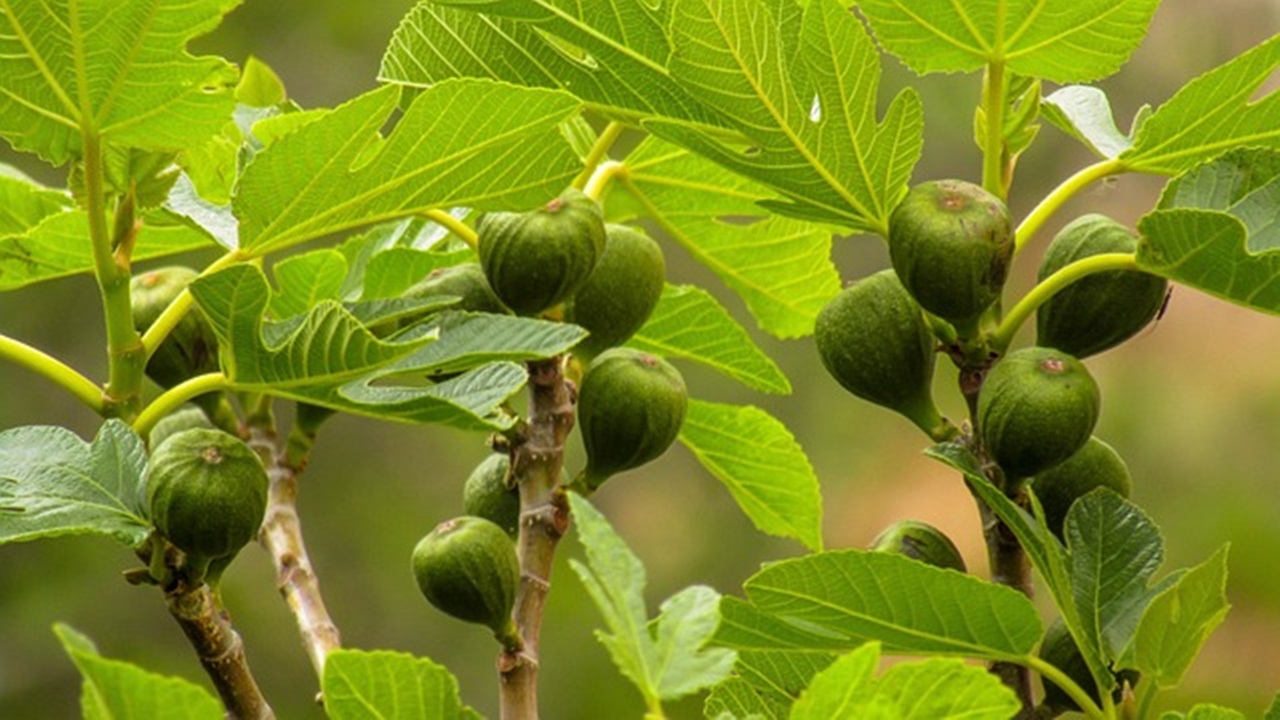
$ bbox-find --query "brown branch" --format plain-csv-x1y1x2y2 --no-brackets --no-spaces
165,582,274,719
245,422,342,685
499,357,575,720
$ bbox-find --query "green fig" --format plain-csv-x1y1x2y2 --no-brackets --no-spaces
1036,214,1169,358
1039,618,1140,714
888,179,1014,327
402,263,507,320
131,266,221,389
146,428,269,583
814,269,945,436
463,454,521,538
148,405,214,450
412,516,520,647
978,347,1100,480
870,520,967,572
1032,436,1133,541
478,188,606,315
565,224,666,359
578,348,687,490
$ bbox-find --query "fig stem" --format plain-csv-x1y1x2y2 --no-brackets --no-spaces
990,252,1138,350
584,160,627,201
572,121,626,191
500,356,575,720
245,413,343,687
133,372,234,439
423,209,479,249
1024,655,1109,719
0,333,104,414
165,580,274,719
1014,159,1124,255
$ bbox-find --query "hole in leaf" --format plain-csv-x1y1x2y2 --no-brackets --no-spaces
1248,67,1280,104
810,95,821,123
535,29,599,71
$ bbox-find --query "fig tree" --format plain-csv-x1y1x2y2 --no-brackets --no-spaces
1032,436,1133,541
978,347,1100,480
814,269,946,436
131,266,221,389
411,516,520,647
1039,618,1140,714
870,520,967,572
888,179,1014,327
477,188,606,316
578,348,687,490
1036,214,1169,358
146,428,269,584
565,223,665,359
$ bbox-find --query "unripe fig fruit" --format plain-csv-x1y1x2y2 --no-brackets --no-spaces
1032,436,1133,541
978,347,1100,480
148,405,213,450
565,224,666,359
478,188,606,315
578,348,687,490
412,516,520,646
1036,214,1169,358
463,454,521,537
870,520,967,572
146,428,269,582
814,270,945,436
402,263,507,320
131,266,221,388
1039,618,1140,714
888,180,1014,326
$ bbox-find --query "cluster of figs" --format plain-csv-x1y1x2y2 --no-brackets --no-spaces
816,179,1167,711
129,188,688,629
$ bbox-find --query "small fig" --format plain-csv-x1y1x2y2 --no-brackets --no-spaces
814,269,945,436
463,454,521,537
402,263,507,320
1039,618,1140,714
565,224,666,359
412,516,520,646
478,188,606,315
146,428,269,583
1036,214,1169,358
870,520,966,572
978,347,1100,480
148,405,214,450
1032,436,1133,541
888,180,1014,327
131,266,221,388
578,348,687,490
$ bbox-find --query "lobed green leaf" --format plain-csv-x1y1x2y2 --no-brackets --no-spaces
679,400,822,551
322,649,482,720
628,285,789,395
0,421,149,547
858,0,1159,83
55,624,221,720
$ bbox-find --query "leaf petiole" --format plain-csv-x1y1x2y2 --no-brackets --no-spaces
572,121,626,191
982,61,1009,199
1025,655,1109,720
141,251,245,361
990,252,1137,351
133,373,234,440
422,209,478,249
585,160,628,201
1015,159,1124,254
0,333,104,414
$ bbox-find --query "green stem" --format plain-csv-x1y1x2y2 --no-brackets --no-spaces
133,373,233,440
424,209,479,249
584,160,627,201
141,251,243,361
1015,159,1124,254
0,333,104,414
1025,655,1108,720
990,252,1138,350
1134,679,1157,720
982,62,1008,199
84,132,146,420
572,122,626,190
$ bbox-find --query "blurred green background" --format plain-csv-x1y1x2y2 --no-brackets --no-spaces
2,1,1279,717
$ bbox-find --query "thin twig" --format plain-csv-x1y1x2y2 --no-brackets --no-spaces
499,357,575,720
165,581,274,719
